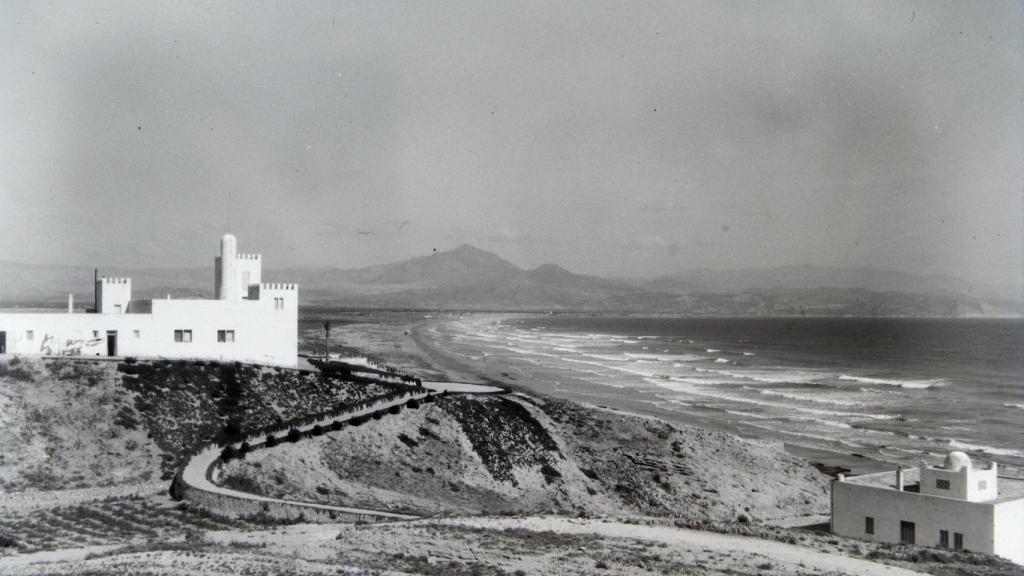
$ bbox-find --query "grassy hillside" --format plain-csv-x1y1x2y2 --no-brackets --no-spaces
0,357,393,490
0,358,163,491
221,394,830,522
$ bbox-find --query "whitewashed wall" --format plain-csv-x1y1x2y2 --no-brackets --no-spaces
993,498,1024,565
833,477,996,554
0,289,297,366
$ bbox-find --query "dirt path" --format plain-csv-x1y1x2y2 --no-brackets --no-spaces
428,516,925,576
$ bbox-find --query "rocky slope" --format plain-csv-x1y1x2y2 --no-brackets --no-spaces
0,357,391,490
221,393,829,522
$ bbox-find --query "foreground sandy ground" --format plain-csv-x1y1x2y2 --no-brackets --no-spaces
3,515,925,576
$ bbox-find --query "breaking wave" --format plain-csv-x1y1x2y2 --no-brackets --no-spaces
838,374,945,389
947,440,1024,458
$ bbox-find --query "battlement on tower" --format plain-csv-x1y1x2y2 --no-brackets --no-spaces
259,283,297,291
95,276,132,313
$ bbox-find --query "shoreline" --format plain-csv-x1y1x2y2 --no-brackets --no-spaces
397,314,895,477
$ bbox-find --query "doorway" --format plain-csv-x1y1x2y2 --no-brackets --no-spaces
106,331,117,357
0,331,5,354
900,521,916,545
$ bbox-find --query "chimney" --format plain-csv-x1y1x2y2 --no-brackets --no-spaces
68,293,74,314
896,466,904,491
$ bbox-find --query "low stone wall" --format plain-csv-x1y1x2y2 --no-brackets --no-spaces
173,478,411,523
0,481,166,514
172,390,433,524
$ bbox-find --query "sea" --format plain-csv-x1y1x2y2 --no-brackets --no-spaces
420,315,1024,470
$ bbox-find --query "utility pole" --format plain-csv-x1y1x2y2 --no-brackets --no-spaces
323,320,331,360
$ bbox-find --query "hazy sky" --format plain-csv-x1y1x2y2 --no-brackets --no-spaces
2,1,1021,288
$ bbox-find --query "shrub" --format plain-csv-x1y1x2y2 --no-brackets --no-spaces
124,356,138,365
114,406,139,429
265,435,278,447
287,428,302,443
0,360,34,382
540,463,562,484
223,421,242,439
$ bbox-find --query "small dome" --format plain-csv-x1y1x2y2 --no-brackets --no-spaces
943,451,972,472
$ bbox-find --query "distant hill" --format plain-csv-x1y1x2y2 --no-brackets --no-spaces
1,246,1020,317
648,265,1014,301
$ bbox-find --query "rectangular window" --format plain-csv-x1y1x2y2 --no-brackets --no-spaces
978,480,987,490
953,533,963,550
93,330,99,337
217,330,235,343
936,479,950,490
174,330,192,343
114,304,122,313
133,330,140,339
939,530,949,548
274,297,285,310
865,517,874,535
26,330,34,341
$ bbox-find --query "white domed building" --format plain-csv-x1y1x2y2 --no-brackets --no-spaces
0,234,298,366
832,451,1024,565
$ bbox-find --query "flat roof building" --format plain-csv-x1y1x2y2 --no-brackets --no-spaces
0,234,297,366
832,451,1024,565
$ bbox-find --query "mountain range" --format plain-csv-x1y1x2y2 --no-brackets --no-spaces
1,244,1020,317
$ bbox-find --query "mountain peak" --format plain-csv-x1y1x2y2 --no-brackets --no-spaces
447,243,492,256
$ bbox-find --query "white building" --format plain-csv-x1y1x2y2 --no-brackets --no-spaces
0,234,298,367
832,451,1024,565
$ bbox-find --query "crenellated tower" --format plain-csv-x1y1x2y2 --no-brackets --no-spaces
215,233,263,300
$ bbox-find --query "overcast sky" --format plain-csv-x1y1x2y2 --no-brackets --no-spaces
1,1,1021,288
